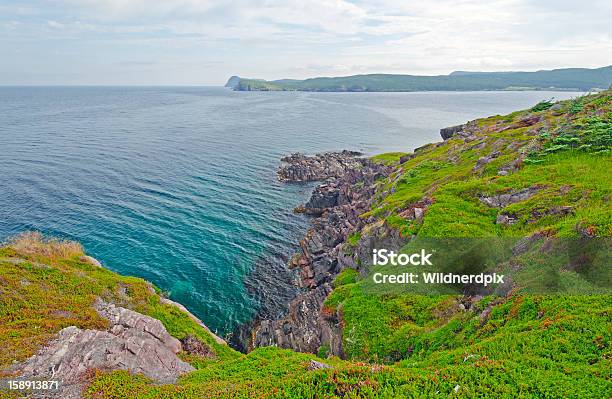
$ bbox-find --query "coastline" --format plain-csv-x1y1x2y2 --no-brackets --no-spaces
1,90,610,397
234,151,395,355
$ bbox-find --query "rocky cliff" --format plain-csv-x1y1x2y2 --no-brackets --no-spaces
245,90,612,363
247,151,396,356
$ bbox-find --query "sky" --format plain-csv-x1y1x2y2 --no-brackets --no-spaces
1,0,611,85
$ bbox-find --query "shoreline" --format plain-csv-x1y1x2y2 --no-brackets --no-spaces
232,150,395,355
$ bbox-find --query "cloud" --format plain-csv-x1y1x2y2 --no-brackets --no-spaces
1,0,611,84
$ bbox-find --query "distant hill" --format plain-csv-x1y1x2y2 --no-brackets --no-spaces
224,75,241,88
226,65,612,92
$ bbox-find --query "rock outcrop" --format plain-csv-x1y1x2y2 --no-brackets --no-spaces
277,151,363,182
248,151,394,356
440,121,481,142
440,124,466,140
479,186,542,208
11,300,194,398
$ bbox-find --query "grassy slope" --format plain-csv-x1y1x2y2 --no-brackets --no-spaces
1,92,611,398
0,233,238,374
324,90,612,396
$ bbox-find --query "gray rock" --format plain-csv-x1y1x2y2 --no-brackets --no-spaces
277,151,363,182
496,214,518,225
440,124,466,140
479,186,542,208
500,115,541,131
473,151,501,171
528,206,573,223
11,301,194,399
399,154,413,164
180,335,215,358
308,359,332,370
512,232,548,256
244,150,401,358
253,284,338,354
497,153,526,176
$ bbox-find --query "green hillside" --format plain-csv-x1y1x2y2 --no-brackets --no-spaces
227,66,612,92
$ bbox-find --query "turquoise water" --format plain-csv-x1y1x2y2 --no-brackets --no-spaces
0,87,581,335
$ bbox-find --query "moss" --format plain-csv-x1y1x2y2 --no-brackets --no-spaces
333,268,359,288
85,294,611,397
347,232,361,247
316,344,330,359
370,152,408,165
531,99,555,112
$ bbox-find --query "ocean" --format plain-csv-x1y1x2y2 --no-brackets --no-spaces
0,87,581,335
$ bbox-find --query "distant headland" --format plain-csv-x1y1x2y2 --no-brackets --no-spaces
226,65,612,92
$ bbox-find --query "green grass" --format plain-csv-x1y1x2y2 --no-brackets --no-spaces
314,91,612,396
333,268,360,288
347,232,361,247
370,152,408,165
84,293,611,398
530,99,555,112
367,90,611,239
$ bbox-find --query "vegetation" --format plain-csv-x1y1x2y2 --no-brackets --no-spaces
2,91,611,398
368,90,612,239
370,152,408,165
0,232,237,372
227,66,612,92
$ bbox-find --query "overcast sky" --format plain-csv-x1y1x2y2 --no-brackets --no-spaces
1,0,611,85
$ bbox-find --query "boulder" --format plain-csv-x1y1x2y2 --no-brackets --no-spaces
440,124,466,140
11,301,194,399
496,213,518,225
180,335,215,358
308,360,332,370
479,186,542,208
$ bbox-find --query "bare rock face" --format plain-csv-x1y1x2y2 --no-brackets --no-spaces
496,213,518,225
247,151,394,357
253,284,337,354
500,114,541,131
441,121,480,142
277,151,363,182
440,124,466,140
308,359,332,371
180,335,215,358
12,301,194,398
473,151,501,171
